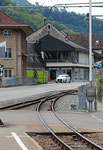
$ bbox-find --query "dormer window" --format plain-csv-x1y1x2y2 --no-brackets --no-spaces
48,25,50,29
96,40,99,45
3,30,12,37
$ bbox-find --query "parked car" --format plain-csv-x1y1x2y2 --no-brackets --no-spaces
56,74,71,83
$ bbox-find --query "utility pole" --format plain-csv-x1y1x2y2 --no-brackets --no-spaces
88,0,97,112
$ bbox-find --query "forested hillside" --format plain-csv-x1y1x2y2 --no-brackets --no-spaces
11,0,32,6
1,0,103,38
0,0,13,5
1,0,76,34
40,8,103,38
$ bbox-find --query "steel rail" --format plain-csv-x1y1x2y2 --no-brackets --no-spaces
52,97,103,150
0,96,46,110
36,90,76,150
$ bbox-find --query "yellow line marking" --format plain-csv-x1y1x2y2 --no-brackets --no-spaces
6,135,27,138
6,136,12,138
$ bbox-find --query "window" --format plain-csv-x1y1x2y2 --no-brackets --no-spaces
72,52,79,63
5,48,12,58
80,68,84,80
74,68,79,80
96,40,99,45
63,52,68,59
4,69,13,78
48,25,50,29
3,30,12,37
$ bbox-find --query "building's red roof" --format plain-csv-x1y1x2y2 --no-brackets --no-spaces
0,10,33,33
66,34,103,50
0,10,27,25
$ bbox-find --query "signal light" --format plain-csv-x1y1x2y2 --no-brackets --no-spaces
0,65,3,77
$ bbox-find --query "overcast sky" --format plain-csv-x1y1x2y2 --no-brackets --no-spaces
27,0,103,16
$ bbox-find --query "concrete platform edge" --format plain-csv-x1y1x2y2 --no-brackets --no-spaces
0,91,60,108
25,133,44,150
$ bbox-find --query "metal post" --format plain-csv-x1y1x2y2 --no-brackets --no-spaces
89,101,93,112
89,0,92,83
102,95,103,103
94,88,97,111
85,101,87,111
94,101,97,111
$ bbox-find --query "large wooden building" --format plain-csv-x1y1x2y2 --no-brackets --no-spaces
27,23,90,81
0,10,33,86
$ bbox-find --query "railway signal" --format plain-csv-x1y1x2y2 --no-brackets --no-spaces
0,65,3,77
86,84,96,112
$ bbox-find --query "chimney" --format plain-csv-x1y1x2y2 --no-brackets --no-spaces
44,18,47,25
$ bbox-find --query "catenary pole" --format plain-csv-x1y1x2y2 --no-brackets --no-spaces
89,0,92,83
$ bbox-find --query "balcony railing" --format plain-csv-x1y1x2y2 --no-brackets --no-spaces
44,59,72,63
45,59,62,62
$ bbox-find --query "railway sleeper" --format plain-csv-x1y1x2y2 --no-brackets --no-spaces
72,146,91,150
72,134,78,141
86,143,97,150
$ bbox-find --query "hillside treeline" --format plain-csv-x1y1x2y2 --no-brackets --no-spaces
1,0,103,38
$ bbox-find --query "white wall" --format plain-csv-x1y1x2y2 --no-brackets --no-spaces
79,52,89,65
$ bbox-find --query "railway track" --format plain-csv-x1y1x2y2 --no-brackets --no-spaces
0,90,75,110
36,89,103,150
1,88,103,149
0,97,45,110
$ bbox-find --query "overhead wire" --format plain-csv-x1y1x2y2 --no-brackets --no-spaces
0,1,103,8
0,5,103,8
42,0,47,6
53,2,103,6
42,0,56,6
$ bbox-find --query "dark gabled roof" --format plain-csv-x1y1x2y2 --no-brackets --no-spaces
37,34,88,52
27,23,65,42
66,34,103,50
0,10,33,34
27,23,88,53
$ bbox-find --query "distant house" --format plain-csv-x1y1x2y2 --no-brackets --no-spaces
27,23,92,81
67,34,103,78
0,10,33,86
66,34,103,62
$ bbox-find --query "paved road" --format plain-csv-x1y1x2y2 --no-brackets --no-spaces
0,82,87,100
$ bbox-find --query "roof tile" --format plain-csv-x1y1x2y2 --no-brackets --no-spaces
0,10,27,26
66,34,103,50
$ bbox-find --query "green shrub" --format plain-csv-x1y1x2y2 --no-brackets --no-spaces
97,75,103,88
97,75,103,102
